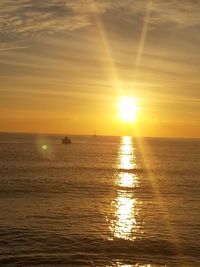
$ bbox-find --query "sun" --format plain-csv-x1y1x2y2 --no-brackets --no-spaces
119,96,138,122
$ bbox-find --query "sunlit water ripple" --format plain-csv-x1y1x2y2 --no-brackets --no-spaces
0,133,199,266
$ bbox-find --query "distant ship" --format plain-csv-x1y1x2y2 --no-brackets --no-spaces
93,128,96,137
62,136,72,144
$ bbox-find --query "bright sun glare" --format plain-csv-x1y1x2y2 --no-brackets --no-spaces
119,96,138,122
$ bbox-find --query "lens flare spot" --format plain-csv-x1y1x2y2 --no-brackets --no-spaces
41,144,48,151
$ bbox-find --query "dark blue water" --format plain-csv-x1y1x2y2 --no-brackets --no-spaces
0,133,199,266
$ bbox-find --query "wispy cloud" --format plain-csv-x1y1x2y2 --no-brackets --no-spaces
1,0,200,38
0,0,109,36
146,0,200,27
0,41,27,51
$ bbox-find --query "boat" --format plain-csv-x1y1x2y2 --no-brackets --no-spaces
93,128,96,137
62,136,72,144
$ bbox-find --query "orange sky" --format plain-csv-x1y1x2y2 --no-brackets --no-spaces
0,0,200,138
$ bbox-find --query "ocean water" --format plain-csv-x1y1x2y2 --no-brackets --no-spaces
0,133,199,267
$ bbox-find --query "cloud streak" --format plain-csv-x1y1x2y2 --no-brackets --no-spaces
0,0,112,36
0,41,27,51
1,0,200,38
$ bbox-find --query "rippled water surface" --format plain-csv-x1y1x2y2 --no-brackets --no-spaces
0,133,199,266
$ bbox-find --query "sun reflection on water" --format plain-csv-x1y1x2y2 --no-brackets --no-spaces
110,136,140,241
112,191,138,240
119,136,137,170
117,172,138,188
116,264,156,267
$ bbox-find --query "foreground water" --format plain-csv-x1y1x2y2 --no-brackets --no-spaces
0,133,199,266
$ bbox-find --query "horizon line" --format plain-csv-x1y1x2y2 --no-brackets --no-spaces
0,130,199,140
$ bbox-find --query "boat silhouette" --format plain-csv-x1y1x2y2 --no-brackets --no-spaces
62,136,72,144
93,128,96,137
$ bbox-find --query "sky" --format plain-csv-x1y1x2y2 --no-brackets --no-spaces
0,0,200,138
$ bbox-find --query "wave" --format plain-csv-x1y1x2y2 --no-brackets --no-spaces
0,164,145,173
0,227,199,266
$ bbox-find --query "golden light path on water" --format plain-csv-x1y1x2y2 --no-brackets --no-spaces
116,264,156,267
110,136,140,241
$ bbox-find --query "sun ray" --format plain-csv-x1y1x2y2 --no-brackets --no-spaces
132,131,187,265
94,8,185,261
93,7,122,97
133,0,153,81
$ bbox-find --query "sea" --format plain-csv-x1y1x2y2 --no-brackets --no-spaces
0,133,199,267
